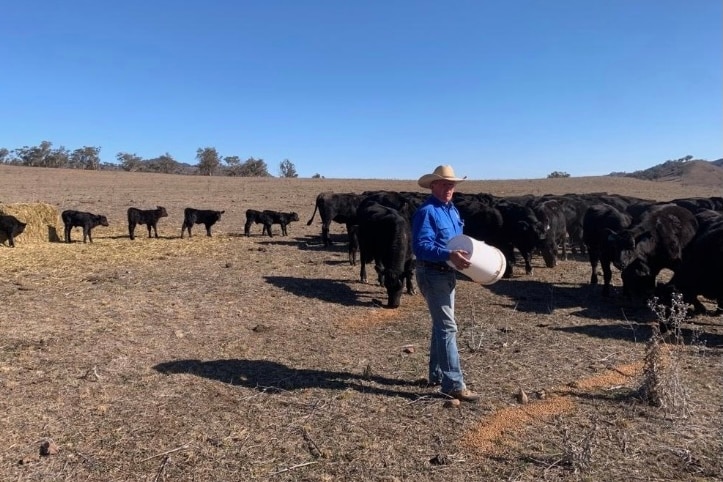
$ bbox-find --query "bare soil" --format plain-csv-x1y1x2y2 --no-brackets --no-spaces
1,165,721,481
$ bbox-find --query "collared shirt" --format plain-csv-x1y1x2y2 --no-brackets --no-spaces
412,195,464,263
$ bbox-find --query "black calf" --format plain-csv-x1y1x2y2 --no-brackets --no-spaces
61,210,109,243
128,206,168,240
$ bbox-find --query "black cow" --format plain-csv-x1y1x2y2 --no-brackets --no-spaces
306,192,364,247
351,191,424,266
618,204,698,299
670,196,723,214
582,203,632,296
494,199,548,276
61,210,109,243
532,198,568,267
0,214,27,247
181,208,224,238
357,202,414,308
657,223,723,318
128,206,168,240
456,199,506,271
262,210,299,237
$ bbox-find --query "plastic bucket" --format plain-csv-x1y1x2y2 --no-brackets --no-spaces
446,234,506,285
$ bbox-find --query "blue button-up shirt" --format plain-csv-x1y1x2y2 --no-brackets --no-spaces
412,196,464,263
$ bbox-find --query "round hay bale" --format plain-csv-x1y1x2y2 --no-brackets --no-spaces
0,203,62,244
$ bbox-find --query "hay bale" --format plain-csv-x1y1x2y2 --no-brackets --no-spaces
0,203,62,244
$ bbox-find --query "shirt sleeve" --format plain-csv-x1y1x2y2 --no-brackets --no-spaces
412,206,450,262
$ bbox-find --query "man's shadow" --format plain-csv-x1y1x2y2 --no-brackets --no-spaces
153,359,422,399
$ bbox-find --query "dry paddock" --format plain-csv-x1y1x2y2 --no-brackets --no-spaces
0,165,722,481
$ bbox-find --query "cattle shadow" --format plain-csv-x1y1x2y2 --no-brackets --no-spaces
153,358,420,399
264,275,367,306
551,322,653,343
552,323,723,348
256,239,304,247
106,234,177,241
483,278,652,322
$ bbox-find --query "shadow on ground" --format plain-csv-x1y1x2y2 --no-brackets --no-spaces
154,358,421,399
485,277,652,322
264,275,372,307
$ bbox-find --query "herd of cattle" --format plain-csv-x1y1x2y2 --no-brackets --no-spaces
306,190,723,324
0,206,297,245
2,190,723,325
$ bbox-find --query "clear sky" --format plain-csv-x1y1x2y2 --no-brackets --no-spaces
1,1,720,180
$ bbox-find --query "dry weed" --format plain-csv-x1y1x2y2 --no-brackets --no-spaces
638,293,693,419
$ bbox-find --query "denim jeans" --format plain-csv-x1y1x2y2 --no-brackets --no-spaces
415,265,466,393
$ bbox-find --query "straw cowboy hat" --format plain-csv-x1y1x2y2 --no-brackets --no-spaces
417,165,467,189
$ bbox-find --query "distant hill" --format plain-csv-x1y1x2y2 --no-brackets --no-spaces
609,157,723,187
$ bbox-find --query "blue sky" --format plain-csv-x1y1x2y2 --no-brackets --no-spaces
1,1,720,179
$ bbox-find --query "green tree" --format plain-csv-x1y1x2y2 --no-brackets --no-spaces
239,157,270,177
223,156,242,176
13,141,69,167
71,146,101,170
279,159,298,178
117,152,144,172
147,153,179,174
196,147,221,176
547,171,571,179
0,148,9,164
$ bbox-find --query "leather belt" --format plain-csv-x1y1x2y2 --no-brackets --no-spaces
417,260,456,272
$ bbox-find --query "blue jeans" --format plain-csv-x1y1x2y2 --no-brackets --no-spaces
415,265,466,393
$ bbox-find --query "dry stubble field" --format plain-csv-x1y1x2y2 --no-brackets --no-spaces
1,165,721,481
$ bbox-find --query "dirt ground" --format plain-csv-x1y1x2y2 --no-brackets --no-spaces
1,165,721,481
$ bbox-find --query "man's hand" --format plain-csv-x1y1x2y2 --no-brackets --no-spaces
449,250,471,270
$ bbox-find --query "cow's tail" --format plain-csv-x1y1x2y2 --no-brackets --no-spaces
306,203,318,226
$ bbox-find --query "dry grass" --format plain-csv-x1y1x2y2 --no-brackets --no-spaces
0,165,721,481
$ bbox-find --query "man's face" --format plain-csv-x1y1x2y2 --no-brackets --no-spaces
430,180,456,203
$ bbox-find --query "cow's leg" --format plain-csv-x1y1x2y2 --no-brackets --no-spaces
84,226,91,243
205,224,212,237
588,249,600,285
601,258,613,297
360,260,368,284
404,259,416,295
264,223,273,237
244,220,252,237
281,223,287,236
64,225,72,243
322,223,330,246
129,222,136,240
347,225,358,266
147,224,153,238
523,252,534,275
8,233,15,247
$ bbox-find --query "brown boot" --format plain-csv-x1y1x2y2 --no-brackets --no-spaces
444,388,480,403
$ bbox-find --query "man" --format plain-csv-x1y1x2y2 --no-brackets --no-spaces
412,165,480,403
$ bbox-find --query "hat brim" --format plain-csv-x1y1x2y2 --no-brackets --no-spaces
418,174,466,189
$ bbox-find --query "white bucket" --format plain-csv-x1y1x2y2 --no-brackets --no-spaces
446,234,506,285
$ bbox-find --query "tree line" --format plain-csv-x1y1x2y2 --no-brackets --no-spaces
0,141,300,178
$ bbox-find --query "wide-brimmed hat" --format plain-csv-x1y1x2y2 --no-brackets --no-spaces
417,165,467,189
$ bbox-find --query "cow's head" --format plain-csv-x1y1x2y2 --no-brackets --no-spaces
540,242,557,268
97,215,110,227
157,206,169,217
608,230,636,270
621,258,655,298
383,270,404,308
289,212,300,222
